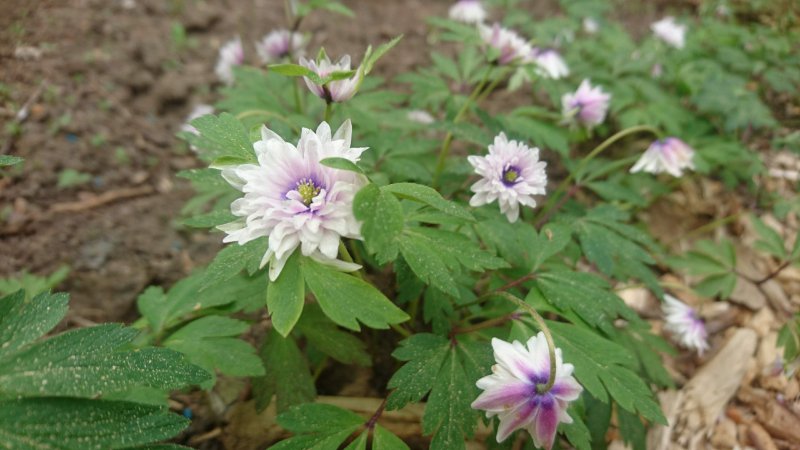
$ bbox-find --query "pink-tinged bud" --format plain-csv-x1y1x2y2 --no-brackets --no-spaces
479,24,535,66
256,29,306,64
561,79,611,128
630,137,695,177
215,37,244,85
448,0,487,24
651,17,687,49
531,48,569,79
298,54,361,103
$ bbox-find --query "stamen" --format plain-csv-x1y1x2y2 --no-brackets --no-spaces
296,178,321,206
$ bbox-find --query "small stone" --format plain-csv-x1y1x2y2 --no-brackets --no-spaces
14,45,42,60
710,417,737,449
761,279,792,313
748,307,775,338
730,277,767,310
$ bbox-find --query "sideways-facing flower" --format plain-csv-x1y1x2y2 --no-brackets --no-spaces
180,104,214,136
256,29,306,63
651,17,687,49
218,120,367,281
299,54,361,103
630,137,695,177
472,334,583,448
215,37,244,85
448,0,487,24
531,48,569,79
468,132,547,223
662,294,709,355
561,79,611,128
479,24,534,65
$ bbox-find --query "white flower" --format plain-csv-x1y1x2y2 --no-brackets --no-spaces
583,17,599,34
218,120,367,281
180,104,214,136
561,79,611,128
531,48,570,79
299,54,361,103
472,334,583,448
630,137,695,177
448,0,487,24
468,132,547,223
651,17,687,49
406,109,435,124
479,24,535,65
215,37,244,85
256,29,306,64
662,294,708,355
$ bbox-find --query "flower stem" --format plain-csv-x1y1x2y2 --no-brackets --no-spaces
535,125,661,227
324,101,333,123
293,80,304,114
432,66,494,189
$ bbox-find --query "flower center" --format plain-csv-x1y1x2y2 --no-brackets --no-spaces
296,178,321,206
502,166,520,186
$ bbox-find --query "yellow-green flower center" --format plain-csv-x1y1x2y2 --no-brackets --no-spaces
502,168,519,184
297,179,321,206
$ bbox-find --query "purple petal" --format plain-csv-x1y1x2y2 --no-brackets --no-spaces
496,401,536,443
550,377,582,402
531,396,559,450
471,381,531,411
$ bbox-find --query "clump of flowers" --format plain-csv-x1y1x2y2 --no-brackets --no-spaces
472,334,583,449
215,37,244,85
256,29,306,63
448,0,487,24
218,120,367,281
662,294,709,355
630,137,695,177
651,16,687,49
479,24,534,65
561,79,611,128
299,53,362,103
468,132,547,223
531,48,569,79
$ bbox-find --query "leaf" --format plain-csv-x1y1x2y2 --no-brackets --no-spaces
189,113,256,163
354,183,404,263
252,329,316,413
182,209,236,228
751,215,787,259
409,228,508,272
602,365,666,424
296,305,371,366
301,257,409,331
363,35,404,76
0,155,23,167
386,334,450,410
423,349,476,450
267,251,305,337
0,291,69,359
0,398,189,450
562,408,592,450
272,403,364,450
398,232,460,296
269,63,324,85
320,157,364,174
382,183,474,221
201,240,265,290
373,425,410,450
0,324,209,398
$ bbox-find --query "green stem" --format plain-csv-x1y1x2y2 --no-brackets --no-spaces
432,66,494,188
324,102,333,123
536,125,661,225
293,80,304,114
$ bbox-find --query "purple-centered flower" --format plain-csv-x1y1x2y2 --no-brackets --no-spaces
531,48,569,79
662,294,708,355
468,132,547,223
472,334,583,449
561,79,611,128
218,120,367,281
630,137,695,177
256,29,306,63
448,0,487,24
299,54,361,103
651,17,687,49
215,37,244,85
479,24,535,65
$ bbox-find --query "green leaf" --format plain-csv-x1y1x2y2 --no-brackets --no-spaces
382,183,474,221
268,251,305,337
190,113,256,163
0,155,23,167
562,408,592,450
296,305,371,366
269,63,323,84
602,365,666,424
182,209,236,228
423,349,476,450
320,157,364,174
398,232,460,296
301,257,409,331
751,215,787,259
252,329,315,413
386,334,450,410
531,222,572,270
363,35,404,76
272,403,364,450
0,398,189,450
0,324,209,398
408,228,508,272
373,425,410,450
354,184,404,263
201,240,265,290
0,291,69,359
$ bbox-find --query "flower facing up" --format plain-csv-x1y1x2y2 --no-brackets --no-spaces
651,17,687,49
561,79,611,128
448,0,487,24
299,54,361,103
468,132,547,223
256,29,306,63
219,120,367,281
531,48,569,79
662,294,709,355
472,334,583,449
479,24,535,65
180,104,214,136
630,137,695,177
215,37,244,85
